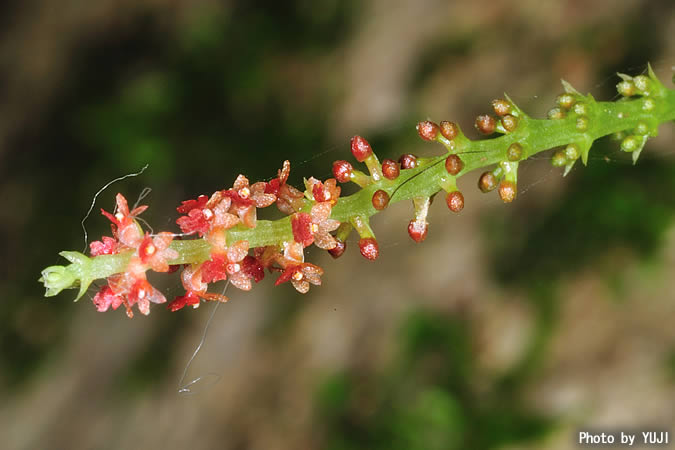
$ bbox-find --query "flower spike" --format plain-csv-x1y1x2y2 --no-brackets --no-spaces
39,66,675,317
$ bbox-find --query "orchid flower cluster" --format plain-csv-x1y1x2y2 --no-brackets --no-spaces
40,66,675,317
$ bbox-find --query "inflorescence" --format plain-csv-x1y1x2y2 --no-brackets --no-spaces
39,65,675,317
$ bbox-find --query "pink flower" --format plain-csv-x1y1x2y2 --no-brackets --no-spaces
167,291,201,312
290,202,340,249
138,232,179,273
100,193,147,248
167,264,229,312
176,191,239,236
92,285,124,312
105,257,167,317
89,236,118,256
265,160,305,215
224,175,276,228
305,177,341,205
274,262,323,294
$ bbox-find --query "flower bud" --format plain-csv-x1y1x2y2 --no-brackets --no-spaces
416,120,440,141
573,102,588,115
371,189,390,210
358,237,379,260
328,240,346,259
551,150,567,167
40,265,78,297
439,121,459,140
350,135,373,162
475,114,496,135
381,158,400,180
332,160,353,183
478,171,498,193
445,191,464,212
643,98,655,111
575,116,589,132
621,135,639,152
498,180,517,203
556,93,576,109
407,219,428,243
547,107,565,120
398,153,418,170
634,121,649,136
617,80,635,97
444,154,464,175
633,75,650,93
501,114,518,132
492,98,511,116
507,143,522,161
564,144,580,161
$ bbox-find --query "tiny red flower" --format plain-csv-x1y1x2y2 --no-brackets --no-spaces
200,253,229,284
291,213,314,247
305,177,341,205
90,236,118,256
167,290,201,312
265,160,291,196
176,191,238,236
138,232,179,272
101,193,147,248
92,285,124,312
104,257,167,317
274,262,324,294
241,255,265,283
291,203,340,249
169,264,229,313
266,161,306,215
225,175,275,228
200,240,252,290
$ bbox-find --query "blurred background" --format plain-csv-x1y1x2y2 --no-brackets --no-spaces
1,1,674,449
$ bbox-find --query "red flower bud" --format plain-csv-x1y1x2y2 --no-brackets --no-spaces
507,143,523,161
332,160,353,183
416,121,440,141
445,191,464,212
371,189,390,210
475,114,496,135
328,240,346,259
478,171,498,193
350,135,373,162
398,153,418,170
498,180,517,203
492,98,512,116
444,154,464,175
407,219,428,243
439,121,459,140
501,114,518,132
381,158,400,180
358,237,379,261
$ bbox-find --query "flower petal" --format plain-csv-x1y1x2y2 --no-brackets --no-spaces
313,232,337,250
227,240,249,263
291,278,310,294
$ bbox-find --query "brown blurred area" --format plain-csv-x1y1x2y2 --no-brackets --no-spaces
1,1,674,449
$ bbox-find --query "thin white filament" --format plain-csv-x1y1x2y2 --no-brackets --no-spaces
177,281,229,395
